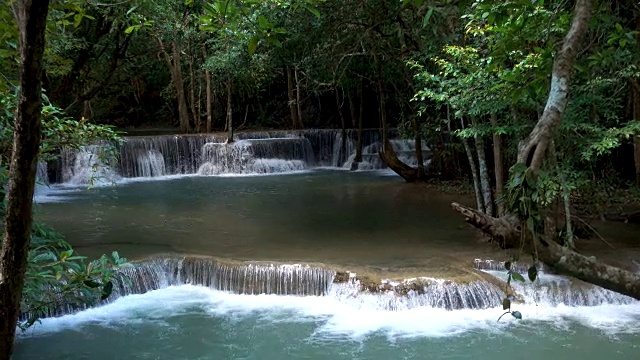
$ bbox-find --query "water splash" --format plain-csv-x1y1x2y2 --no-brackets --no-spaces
197,139,313,175
60,145,121,185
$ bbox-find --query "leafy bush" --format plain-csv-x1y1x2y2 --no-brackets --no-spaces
0,88,129,329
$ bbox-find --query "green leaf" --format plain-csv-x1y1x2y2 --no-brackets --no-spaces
248,35,259,57
511,272,526,282
528,266,538,282
502,298,511,310
124,25,139,34
422,7,434,28
302,4,320,18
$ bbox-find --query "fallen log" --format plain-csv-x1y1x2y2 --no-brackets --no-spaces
451,202,640,301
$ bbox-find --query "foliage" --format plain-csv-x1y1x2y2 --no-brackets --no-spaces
0,87,125,330
0,89,122,179
497,260,537,322
20,224,131,330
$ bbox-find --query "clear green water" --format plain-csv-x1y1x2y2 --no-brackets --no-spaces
33,170,496,277
14,285,640,360
19,170,640,359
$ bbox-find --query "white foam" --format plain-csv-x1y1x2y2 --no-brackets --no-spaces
33,185,82,203
19,285,640,340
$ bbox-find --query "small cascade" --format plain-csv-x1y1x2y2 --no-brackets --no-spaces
136,149,166,177
197,138,313,175
343,139,430,170
109,256,336,299
119,135,218,177
510,274,635,306
329,278,504,311
331,131,355,167
36,161,49,185
472,258,533,274
474,258,636,307
60,144,120,185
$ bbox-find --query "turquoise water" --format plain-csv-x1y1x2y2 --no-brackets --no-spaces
20,170,640,359
15,285,640,359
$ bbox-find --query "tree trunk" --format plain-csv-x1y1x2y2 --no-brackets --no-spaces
474,126,494,216
460,118,484,213
0,1,50,358
449,0,640,301
451,202,640,300
414,120,425,177
188,45,198,133
226,78,234,143
202,46,212,133
172,41,191,134
336,88,347,167
516,0,592,170
286,66,299,129
631,81,640,185
491,113,505,215
348,90,357,128
294,66,303,128
157,37,191,134
351,82,364,170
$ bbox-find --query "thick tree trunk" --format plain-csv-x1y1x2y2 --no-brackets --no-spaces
449,0,640,302
516,0,592,170
202,46,212,133
336,88,347,167
294,66,303,128
348,90,357,128
415,121,425,177
226,78,234,143
157,37,191,134
631,81,640,184
460,119,484,212
172,41,191,134
474,128,494,216
0,1,50,358
451,202,640,301
188,46,198,133
490,113,504,215
351,83,364,170
286,66,299,129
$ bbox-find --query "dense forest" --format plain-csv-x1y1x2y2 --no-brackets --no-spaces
2,0,640,358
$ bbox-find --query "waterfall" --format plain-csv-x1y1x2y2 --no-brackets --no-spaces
32,254,640,321
98,256,508,312
473,259,635,306
110,256,336,298
49,129,430,184
197,138,313,175
60,144,121,185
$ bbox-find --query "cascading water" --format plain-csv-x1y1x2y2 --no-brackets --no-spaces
33,254,639,321
473,259,635,306
197,138,312,175
50,129,430,184
60,144,121,185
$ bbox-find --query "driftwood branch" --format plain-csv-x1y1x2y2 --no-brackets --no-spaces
451,202,640,301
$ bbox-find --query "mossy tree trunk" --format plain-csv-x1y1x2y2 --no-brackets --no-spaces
0,1,50,358
451,0,640,301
